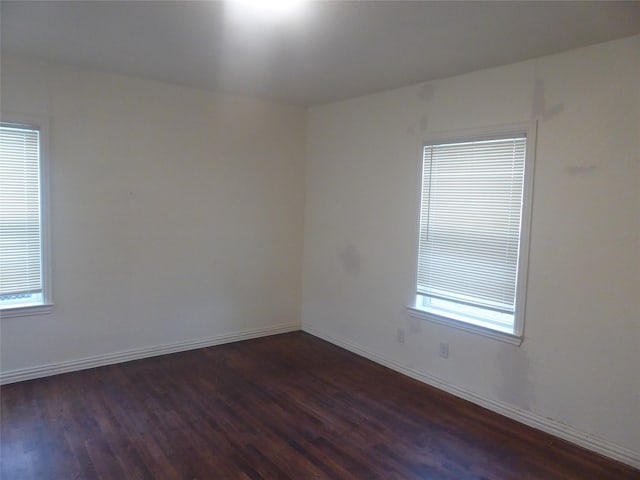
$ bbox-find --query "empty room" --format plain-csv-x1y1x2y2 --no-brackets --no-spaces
1,1,639,479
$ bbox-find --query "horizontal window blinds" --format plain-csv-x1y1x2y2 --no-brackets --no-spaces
418,136,526,313
0,124,42,298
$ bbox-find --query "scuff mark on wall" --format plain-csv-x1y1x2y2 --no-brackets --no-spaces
340,245,362,277
419,114,429,132
566,165,597,174
419,82,437,103
416,82,437,134
495,346,535,410
531,78,564,121
408,316,423,334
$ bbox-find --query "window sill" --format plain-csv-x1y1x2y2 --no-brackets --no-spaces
406,306,523,346
0,304,54,318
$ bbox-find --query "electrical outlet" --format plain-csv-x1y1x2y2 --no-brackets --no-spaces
439,342,449,359
397,328,405,344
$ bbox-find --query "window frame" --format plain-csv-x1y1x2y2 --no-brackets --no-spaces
0,113,53,318
407,122,536,345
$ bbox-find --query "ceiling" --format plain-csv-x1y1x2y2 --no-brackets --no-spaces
2,1,640,106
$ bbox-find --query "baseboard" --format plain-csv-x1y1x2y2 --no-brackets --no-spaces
0,322,300,385
303,325,640,470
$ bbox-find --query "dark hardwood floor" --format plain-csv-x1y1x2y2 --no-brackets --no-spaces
1,332,638,480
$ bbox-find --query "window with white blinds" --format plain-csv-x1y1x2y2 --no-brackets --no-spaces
0,123,45,310
415,131,533,336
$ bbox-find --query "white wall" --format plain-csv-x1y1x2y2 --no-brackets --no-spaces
0,55,305,373
303,35,640,460
2,36,639,466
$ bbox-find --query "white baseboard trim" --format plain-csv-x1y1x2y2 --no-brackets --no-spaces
1,322,300,385
303,325,640,470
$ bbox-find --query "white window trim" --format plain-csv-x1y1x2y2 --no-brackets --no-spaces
407,121,536,345
407,305,523,345
0,112,53,318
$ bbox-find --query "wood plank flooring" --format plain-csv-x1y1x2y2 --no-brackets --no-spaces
1,332,638,479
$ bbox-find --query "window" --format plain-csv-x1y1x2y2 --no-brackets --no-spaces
409,125,535,343
0,119,51,315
